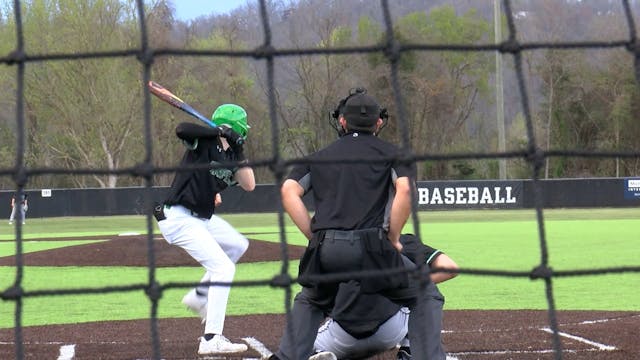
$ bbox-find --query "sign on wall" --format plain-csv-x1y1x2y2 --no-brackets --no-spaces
417,181,523,209
624,178,640,200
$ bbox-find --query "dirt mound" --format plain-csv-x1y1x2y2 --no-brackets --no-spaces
0,235,305,266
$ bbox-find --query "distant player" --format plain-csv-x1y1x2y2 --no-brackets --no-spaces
9,192,28,225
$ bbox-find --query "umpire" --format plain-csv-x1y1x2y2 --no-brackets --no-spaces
271,89,436,360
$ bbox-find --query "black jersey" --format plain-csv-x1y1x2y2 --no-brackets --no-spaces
164,122,238,218
287,131,416,232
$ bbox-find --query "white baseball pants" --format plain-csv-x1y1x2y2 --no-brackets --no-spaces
157,205,248,334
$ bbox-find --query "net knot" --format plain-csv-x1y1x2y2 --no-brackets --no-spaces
500,39,521,54
1,285,23,300
253,45,275,59
270,274,293,288
137,49,154,66
145,281,163,301
6,50,26,65
526,146,545,170
12,167,28,187
530,265,553,280
383,39,402,63
132,162,154,180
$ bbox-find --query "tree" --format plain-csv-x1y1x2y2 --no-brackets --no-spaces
276,0,356,157
369,6,492,179
533,2,640,178
167,17,272,183
17,0,145,188
0,8,17,187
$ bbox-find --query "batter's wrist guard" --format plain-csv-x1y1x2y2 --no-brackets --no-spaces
153,203,166,221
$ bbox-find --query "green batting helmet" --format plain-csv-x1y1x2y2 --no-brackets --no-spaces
211,104,250,139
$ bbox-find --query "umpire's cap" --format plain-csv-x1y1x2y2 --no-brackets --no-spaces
342,93,380,130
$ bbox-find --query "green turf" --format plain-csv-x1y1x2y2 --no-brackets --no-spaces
0,263,300,328
0,216,154,240
0,208,638,328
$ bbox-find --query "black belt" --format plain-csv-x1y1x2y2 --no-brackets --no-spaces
323,228,381,244
324,230,361,243
154,204,201,220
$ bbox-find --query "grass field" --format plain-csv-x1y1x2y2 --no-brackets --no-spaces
1,208,639,328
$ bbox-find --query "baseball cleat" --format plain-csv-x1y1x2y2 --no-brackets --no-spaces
197,335,248,355
396,346,412,359
309,351,337,360
181,288,207,321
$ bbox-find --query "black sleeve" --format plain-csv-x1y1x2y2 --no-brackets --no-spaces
423,245,443,266
286,163,312,193
391,147,417,179
176,122,220,142
399,234,442,266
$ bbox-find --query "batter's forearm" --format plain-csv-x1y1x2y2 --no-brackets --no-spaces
235,166,255,191
176,122,220,141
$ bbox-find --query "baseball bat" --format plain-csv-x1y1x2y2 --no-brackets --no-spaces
148,81,217,129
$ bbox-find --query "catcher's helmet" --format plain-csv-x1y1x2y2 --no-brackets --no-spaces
211,104,250,139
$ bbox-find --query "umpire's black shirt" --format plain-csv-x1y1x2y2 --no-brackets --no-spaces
287,131,416,232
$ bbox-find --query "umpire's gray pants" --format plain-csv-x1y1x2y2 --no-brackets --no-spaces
314,308,409,359
314,285,445,359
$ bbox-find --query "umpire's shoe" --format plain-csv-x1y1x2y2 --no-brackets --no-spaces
182,289,207,322
309,351,337,360
397,346,412,360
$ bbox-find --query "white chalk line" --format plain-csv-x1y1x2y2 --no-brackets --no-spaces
578,313,640,325
541,327,617,351
57,344,75,360
443,312,636,334
7,314,631,359
0,340,129,345
447,317,620,357
243,337,272,359
450,349,607,356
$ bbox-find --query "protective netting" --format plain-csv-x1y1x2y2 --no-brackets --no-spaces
1,1,640,359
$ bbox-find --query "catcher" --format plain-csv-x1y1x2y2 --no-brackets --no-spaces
313,234,459,359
